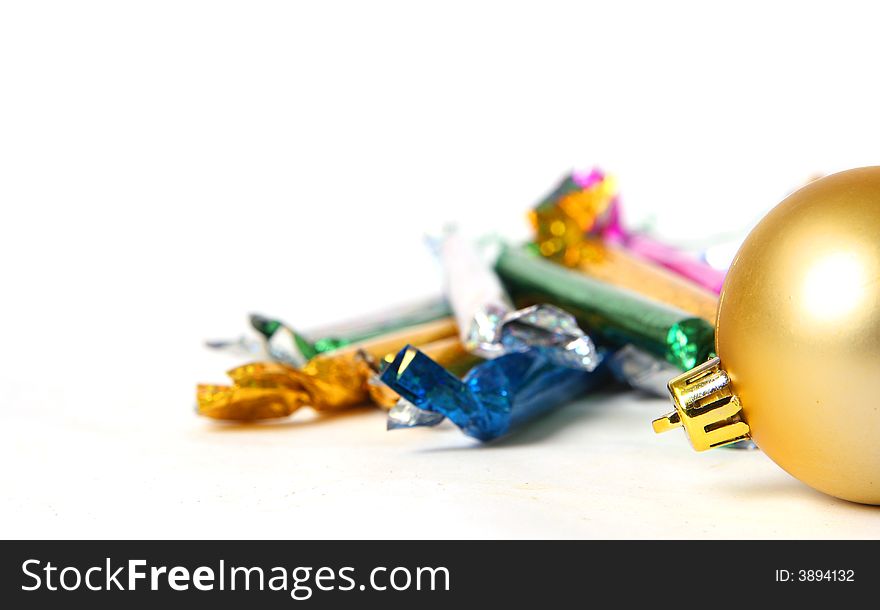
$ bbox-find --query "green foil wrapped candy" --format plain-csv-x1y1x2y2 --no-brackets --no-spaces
494,246,715,371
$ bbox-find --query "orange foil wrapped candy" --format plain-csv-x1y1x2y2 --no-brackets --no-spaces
570,238,719,324
197,318,464,421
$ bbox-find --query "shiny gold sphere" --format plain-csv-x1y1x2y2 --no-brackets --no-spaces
718,167,880,504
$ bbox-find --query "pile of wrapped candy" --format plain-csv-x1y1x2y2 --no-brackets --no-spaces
197,169,733,442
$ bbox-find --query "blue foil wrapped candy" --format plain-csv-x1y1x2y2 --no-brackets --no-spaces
380,345,610,441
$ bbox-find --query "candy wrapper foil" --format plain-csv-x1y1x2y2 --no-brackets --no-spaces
249,313,314,367
381,344,611,441
613,234,726,294
441,231,510,357
498,304,599,370
530,169,618,264
197,355,375,421
441,232,599,370
381,337,481,430
572,238,718,323
365,335,478,409
495,246,715,371
607,345,681,397
386,398,447,429
203,335,263,358
303,296,452,352
211,297,452,367
197,318,459,421
531,170,727,296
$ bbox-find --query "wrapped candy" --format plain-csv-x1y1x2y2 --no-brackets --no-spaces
197,318,466,421
382,233,608,433
528,171,753,415
208,297,452,367
441,231,600,370
380,231,606,433
563,237,718,323
367,334,480,421
531,173,719,322
608,233,725,294
531,169,726,297
606,344,682,396
380,344,611,441
495,245,715,372
530,169,620,263
503,246,760,454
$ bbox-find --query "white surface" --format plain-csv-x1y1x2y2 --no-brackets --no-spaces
2,1,880,539
5,381,879,539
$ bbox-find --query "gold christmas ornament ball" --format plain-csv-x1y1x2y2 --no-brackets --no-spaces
718,167,880,504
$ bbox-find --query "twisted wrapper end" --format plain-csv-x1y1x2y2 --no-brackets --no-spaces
196,362,313,421
196,355,377,421
498,304,600,371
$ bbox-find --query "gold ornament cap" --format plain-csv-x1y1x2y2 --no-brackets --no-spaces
653,357,750,451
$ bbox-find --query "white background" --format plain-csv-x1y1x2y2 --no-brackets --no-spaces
2,1,879,538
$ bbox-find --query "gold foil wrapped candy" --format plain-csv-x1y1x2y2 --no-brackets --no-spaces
529,169,618,264
197,318,467,421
